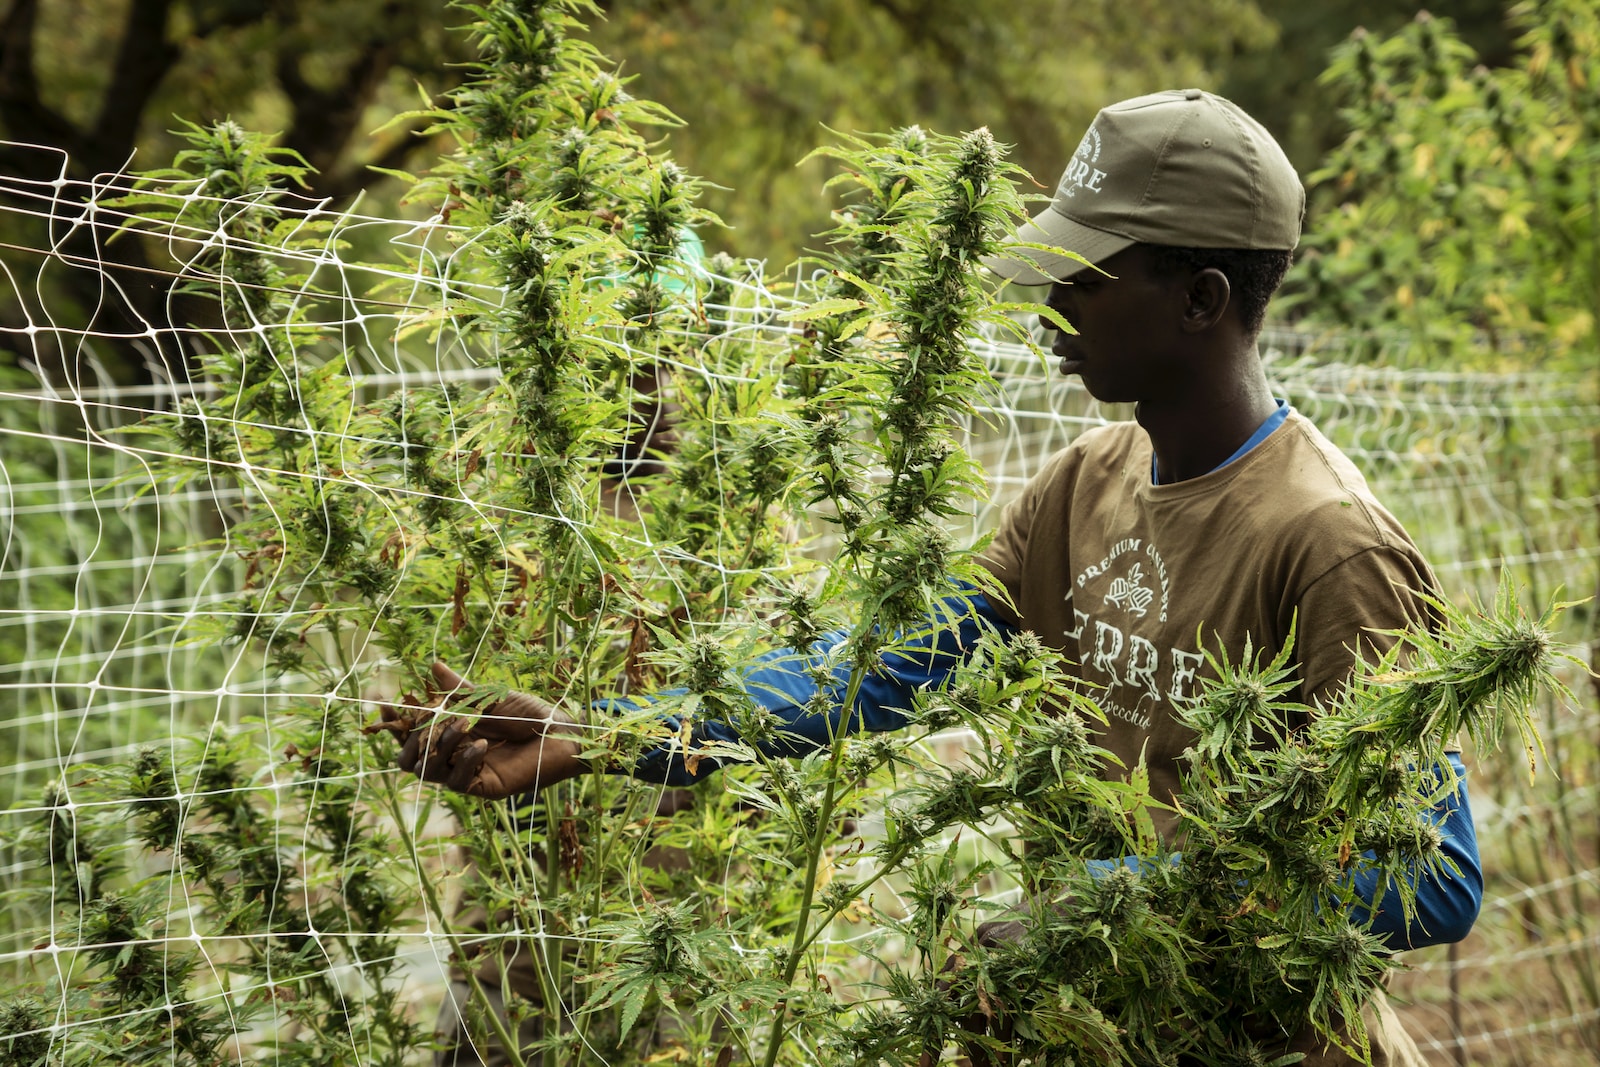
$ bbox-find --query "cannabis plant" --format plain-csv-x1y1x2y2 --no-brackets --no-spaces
0,3,1583,1067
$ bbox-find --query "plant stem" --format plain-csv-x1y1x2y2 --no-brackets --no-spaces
487,800,566,1067
382,781,532,1067
791,840,915,959
759,657,872,1067
543,793,565,1067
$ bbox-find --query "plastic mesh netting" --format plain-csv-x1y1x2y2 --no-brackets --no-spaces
2,146,1598,1065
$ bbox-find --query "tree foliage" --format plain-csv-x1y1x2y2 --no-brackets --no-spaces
582,0,1275,264
0,0,471,384
1286,0,1600,366
0,0,466,197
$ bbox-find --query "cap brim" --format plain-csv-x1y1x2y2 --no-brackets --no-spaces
980,206,1136,285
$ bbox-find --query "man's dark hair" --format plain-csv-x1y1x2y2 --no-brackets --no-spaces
1145,246,1293,337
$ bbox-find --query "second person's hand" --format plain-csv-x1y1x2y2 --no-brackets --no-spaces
373,661,592,799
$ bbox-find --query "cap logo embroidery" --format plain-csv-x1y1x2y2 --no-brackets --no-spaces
1058,125,1106,199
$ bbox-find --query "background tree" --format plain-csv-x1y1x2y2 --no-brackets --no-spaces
1284,0,1600,367
0,0,469,384
0,0,466,198
583,0,1276,262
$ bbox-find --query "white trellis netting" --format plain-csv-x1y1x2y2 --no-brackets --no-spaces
2,153,1598,1065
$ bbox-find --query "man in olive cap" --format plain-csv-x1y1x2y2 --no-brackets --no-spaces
393,90,1480,1066
970,87,1475,1066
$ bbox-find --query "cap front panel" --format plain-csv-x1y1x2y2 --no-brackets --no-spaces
1054,101,1167,242
1053,123,1112,206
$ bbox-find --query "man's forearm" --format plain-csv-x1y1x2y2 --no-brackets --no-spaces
1349,751,1482,949
1081,753,1483,949
613,590,1015,785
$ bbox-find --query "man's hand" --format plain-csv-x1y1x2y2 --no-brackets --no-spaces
368,662,591,799
931,916,1033,1067
949,919,1025,1067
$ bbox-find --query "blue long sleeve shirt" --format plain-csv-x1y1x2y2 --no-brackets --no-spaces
613,589,1482,950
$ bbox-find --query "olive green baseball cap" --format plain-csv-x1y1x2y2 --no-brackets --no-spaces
983,89,1305,285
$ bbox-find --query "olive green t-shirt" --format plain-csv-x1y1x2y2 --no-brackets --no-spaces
979,411,1439,841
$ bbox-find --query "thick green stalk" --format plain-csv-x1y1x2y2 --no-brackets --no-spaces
760,658,873,1067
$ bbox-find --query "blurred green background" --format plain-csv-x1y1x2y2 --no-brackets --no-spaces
0,0,1528,365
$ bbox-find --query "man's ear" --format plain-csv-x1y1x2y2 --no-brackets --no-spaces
1181,267,1231,333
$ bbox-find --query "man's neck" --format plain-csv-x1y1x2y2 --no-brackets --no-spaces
1135,350,1278,484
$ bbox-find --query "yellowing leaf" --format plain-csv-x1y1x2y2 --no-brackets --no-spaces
1499,211,1531,240
1555,311,1594,347
777,297,867,321
1412,143,1436,178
